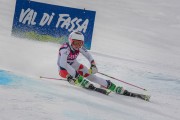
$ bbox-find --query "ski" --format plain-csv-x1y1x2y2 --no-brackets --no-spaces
40,76,150,99
40,76,111,95
87,84,111,95
75,77,111,95
118,89,151,101
134,93,151,101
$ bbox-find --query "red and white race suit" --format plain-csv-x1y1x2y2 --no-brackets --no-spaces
57,42,108,87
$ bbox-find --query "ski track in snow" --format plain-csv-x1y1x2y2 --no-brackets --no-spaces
1,68,180,120
1,0,180,120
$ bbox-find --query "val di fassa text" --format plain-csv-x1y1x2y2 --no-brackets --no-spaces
19,8,89,33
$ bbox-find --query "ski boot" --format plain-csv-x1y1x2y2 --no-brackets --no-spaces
67,74,89,87
106,80,124,94
106,80,150,101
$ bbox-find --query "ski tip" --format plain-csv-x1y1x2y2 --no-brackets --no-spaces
106,90,112,95
145,95,151,102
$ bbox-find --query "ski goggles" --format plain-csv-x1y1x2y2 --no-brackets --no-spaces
72,40,84,47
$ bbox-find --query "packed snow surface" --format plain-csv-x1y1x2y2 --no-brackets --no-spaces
0,0,180,120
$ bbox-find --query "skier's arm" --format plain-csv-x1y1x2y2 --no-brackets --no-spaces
80,47,98,74
79,47,94,63
58,49,78,78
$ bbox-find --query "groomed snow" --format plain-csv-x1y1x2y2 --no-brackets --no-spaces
0,0,180,120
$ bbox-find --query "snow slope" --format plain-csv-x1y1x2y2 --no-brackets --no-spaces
0,0,180,120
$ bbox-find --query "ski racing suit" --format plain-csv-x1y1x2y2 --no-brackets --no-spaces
57,43,149,100
57,42,108,87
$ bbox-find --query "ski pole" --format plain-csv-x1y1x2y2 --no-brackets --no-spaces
40,76,66,81
98,72,147,91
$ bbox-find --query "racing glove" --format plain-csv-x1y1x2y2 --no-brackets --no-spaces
89,60,98,74
67,74,83,85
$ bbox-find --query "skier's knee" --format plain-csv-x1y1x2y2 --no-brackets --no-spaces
77,64,91,77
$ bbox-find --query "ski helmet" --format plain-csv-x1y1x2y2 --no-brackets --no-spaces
68,31,84,46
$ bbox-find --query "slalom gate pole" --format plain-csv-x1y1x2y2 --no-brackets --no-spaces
40,76,66,81
98,72,147,91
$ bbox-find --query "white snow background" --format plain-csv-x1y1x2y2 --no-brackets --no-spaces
0,0,180,120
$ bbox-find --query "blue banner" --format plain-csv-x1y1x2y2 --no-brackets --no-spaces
12,0,96,49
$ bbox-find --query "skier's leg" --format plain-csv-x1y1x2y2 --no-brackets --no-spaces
71,61,125,93
71,62,150,100
71,60,91,77
58,63,78,78
71,60,108,87
87,75,126,94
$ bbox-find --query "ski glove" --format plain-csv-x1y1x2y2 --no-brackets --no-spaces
89,60,98,74
66,74,83,85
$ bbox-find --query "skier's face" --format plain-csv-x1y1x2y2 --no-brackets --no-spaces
72,40,83,50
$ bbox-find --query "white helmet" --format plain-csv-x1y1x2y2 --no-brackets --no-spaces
68,31,84,45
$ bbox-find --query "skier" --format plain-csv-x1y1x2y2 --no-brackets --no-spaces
57,31,150,101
